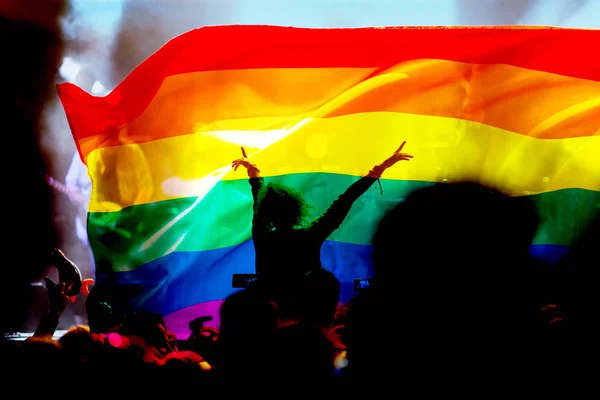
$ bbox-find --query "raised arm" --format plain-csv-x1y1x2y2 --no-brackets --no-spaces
308,176,378,242
308,141,413,242
33,277,68,337
232,149,263,227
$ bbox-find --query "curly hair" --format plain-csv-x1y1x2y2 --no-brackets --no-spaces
255,182,312,230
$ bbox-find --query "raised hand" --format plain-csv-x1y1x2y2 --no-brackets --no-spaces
43,277,69,317
231,158,253,171
380,141,413,169
232,146,250,170
368,141,413,178
232,147,261,178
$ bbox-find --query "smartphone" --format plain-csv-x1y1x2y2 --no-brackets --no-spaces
189,316,214,332
353,278,372,292
232,273,258,289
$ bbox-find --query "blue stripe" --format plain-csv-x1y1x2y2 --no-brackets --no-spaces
528,244,570,266
96,241,569,317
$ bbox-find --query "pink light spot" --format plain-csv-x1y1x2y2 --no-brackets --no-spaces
108,332,123,348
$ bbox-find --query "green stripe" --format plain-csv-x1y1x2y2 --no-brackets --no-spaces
88,173,600,272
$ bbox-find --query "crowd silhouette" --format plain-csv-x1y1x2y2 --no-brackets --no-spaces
4,177,600,387
2,0,600,390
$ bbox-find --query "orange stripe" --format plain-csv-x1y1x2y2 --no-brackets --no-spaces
75,61,600,159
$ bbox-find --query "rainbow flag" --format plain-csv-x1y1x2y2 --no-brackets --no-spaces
57,25,600,331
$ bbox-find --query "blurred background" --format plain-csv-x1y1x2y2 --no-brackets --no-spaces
2,0,599,333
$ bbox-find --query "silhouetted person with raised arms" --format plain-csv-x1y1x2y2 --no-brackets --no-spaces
232,142,413,317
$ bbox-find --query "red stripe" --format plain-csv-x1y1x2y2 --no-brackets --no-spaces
57,25,600,150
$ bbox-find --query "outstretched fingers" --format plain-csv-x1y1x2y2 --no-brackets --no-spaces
395,141,406,154
232,158,249,171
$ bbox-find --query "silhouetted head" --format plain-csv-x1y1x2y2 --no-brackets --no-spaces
218,287,278,382
87,300,114,333
256,182,311,230
119,310,172,353
373,181,539,281
59,325,104,363
298,268,341,327
219,287,277,347
371,181,541,332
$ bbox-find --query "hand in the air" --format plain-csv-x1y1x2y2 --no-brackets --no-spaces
43,277,69,317
380,141,413,170
231,146,252,169
368,141,413,178
231,147,260,177
231,158,253,171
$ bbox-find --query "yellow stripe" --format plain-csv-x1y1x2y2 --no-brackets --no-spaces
78,60,600,159
87,112,600,212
